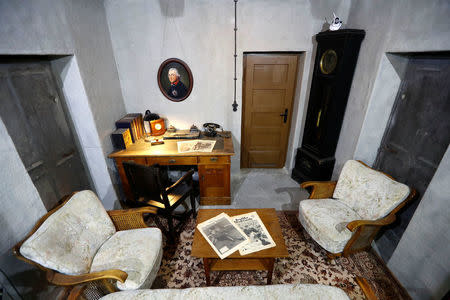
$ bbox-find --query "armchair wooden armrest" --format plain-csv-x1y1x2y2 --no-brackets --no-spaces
342,213,397,256
355,277,378,300
108,207,157,230
346,214,396,232
166,169,194,194
46,269,128,286
300,181,337,199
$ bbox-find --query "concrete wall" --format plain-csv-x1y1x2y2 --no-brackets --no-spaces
336,0,450,175
104,0,351,170
0,0,125,293
345,1,450,299
0,119,47,296
388,146,450,300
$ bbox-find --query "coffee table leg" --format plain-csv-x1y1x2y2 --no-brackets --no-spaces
203,258,211,286
267,258,275,284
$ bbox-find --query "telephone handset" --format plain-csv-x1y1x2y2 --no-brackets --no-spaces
203,123,222,137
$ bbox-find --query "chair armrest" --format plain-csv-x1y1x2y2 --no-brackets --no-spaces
346,214,396,232
166,169,194,194
355,277,378,300
46,269,127,286
300,181,337,199
108,207,157,230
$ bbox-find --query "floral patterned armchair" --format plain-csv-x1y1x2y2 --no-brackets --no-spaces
13,190,163,294
298,160,416,258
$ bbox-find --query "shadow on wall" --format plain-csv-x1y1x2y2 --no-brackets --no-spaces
158,0,185,17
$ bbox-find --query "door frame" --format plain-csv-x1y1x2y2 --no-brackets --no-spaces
240,52,302,168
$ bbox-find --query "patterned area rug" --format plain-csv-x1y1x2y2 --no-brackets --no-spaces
152,211,410,300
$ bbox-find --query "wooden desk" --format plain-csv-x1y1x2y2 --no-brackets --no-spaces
108,132,235,205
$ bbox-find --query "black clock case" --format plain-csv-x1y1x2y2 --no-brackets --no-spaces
292,29,365,183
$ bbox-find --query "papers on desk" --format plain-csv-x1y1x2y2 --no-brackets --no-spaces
177,140,216,153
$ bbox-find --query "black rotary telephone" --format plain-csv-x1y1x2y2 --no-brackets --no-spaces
203,123,221,137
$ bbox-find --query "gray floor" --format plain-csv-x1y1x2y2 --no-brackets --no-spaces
200,168,309,211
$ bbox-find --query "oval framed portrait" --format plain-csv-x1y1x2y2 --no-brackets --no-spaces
157,58,193,102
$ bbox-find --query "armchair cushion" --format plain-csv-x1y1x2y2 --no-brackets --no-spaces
298,199,362,254
90,228,163,290
20,190,116,275
333,160,410,220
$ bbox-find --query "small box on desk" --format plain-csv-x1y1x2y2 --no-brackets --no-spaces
111,128,133,150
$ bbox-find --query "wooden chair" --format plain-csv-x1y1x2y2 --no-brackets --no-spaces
13,190,162,295
123,161,196,242
299,160,416,259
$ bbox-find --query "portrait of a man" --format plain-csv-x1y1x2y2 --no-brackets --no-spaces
157,58,193,102
167,68,187,99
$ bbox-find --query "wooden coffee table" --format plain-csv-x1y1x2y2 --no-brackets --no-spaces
191,208,289,285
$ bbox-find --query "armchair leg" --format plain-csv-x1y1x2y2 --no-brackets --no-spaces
167,214,175,244
326,252,341,262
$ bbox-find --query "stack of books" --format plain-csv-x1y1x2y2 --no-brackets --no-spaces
115,113,144,143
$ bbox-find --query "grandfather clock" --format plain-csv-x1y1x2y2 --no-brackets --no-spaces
292,29,365,182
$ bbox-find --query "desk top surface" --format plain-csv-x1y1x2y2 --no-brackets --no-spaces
109,131,235,158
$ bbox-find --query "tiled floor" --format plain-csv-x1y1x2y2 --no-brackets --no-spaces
200,168,309,211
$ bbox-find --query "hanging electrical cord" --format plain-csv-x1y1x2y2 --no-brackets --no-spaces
232,0,239,112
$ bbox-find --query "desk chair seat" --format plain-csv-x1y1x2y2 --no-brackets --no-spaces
123,161,196,242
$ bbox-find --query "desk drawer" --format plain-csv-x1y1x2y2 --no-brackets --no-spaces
198,156,230,164
147,157,197,165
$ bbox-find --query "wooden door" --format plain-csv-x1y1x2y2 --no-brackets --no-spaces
241,54,299,168
373,55,450,261
0,60,91,210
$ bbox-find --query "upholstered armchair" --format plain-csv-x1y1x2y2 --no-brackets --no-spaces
298,160,416,258
13,190,163,294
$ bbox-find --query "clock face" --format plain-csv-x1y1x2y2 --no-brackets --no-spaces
155,123,162,130
320,49,338,74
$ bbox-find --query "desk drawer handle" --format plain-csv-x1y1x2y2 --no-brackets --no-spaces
210,157,218,162
168,159,176,163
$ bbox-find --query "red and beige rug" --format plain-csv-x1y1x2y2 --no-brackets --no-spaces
152,211,410,300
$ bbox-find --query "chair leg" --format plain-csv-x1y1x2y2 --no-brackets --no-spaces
190,191,197,217
167,214,175,243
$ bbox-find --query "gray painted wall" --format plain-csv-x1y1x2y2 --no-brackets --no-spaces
345,1,450,299
0,119,47,296
337,0,450,175
388,146,450,300
0,0,125,293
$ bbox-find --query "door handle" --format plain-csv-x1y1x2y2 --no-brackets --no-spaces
280,109,288,123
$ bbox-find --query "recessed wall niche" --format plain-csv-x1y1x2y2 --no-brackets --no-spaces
358,52,450,262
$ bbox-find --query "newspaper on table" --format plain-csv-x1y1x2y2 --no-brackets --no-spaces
231,211,276,255
197,212,250,259
177,140,216,153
